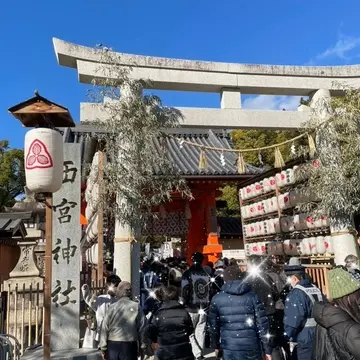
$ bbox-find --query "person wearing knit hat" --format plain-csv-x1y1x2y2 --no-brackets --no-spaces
283,257,323,360
313,267,360,359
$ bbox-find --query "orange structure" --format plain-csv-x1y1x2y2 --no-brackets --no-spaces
68,126,259,262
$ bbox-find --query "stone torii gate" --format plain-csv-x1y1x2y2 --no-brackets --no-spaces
53,37,360,281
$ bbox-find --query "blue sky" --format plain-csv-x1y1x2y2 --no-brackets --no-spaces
2,0,360,148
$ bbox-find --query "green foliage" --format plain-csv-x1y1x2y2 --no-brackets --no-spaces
0,141,25,211
217,185,240,216
218,128,306,216
230,129,304,167
296,88,360,222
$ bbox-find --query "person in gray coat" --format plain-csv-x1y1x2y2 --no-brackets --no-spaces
99,281,146,360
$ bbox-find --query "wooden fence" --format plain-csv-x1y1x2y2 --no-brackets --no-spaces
0,276,104,356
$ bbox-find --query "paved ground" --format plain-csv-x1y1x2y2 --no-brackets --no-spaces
22,347,217,359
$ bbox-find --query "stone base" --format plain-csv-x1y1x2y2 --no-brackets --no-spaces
22,347,101,360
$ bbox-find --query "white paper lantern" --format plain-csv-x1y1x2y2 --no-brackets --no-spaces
308,237,317,255
273,218,281,233
250,184,256,198
280,216,291,233
251,243,261,256
85,205,94,221
86,214,98,243
268,241,284,256
256,202,266,215
86,243,98,265
24,128,64,193
316,236,326,255
306,216,315,229
269,177,276,190
284,239,300,256
245,186,252,199
324,236,334,254
258,242,267,256
88,183,100,211
263,178,271,193
302,238,311,255
245,244,251,256
249,204,257,218
254,182,262,195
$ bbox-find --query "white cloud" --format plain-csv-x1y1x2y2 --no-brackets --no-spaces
243,95,301,111
311,33,360,63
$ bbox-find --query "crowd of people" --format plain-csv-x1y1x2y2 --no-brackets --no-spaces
81,253,360,360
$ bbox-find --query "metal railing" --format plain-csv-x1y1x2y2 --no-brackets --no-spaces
0,334,21,360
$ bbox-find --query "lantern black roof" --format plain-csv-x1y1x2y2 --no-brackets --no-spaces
8,91,75,128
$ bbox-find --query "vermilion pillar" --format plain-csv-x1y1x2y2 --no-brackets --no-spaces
186,198,206,262
185,183,222,263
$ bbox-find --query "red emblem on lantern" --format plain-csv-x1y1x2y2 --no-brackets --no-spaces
26,139,53,170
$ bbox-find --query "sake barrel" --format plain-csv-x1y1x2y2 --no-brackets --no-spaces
24,128,64,193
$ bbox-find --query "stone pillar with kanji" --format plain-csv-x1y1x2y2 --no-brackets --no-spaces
51,143,81,350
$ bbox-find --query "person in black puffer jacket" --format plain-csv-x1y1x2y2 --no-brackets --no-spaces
146,285,194,360
312,267,360,360
208,271,272,360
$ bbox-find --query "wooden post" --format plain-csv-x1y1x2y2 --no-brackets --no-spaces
97,151,104,287
43,195,53,360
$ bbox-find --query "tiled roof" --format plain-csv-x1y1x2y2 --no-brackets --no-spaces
63,125,261,178
0,217,27,239
152,130,260,176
